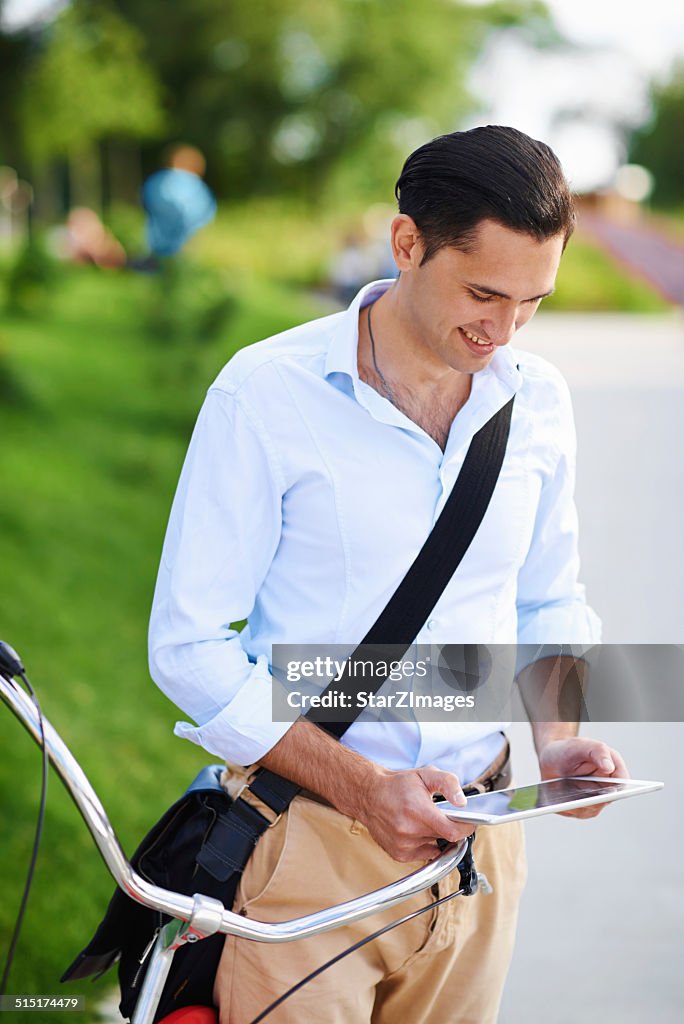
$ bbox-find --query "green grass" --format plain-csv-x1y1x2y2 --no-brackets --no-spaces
190,201,673,312
190,199,346,288
646,205,684,245
0,262,323,1022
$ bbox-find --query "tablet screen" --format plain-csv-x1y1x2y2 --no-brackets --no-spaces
439,778,646,821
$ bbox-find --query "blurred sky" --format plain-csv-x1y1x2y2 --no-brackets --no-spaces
464,0,684,191
4,0,684,192
545,0,684,72
2,0,65,30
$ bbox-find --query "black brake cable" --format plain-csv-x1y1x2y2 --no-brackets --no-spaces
248,886,466,1024
0,641,49,998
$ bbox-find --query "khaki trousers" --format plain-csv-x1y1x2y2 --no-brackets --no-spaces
213,793,527,1024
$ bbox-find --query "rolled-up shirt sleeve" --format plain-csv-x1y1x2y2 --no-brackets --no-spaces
148,385,292,765
515,378,601,677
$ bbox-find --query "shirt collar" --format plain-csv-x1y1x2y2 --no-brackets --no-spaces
324,279,392,382
324,278,522,393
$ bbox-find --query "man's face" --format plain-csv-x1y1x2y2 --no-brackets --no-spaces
395,217,565,372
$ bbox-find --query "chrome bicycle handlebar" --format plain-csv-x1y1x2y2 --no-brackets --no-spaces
1,673,468,944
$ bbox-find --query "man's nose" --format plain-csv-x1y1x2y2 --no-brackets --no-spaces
482,307,518,346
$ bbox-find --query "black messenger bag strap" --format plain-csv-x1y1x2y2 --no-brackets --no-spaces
197,394,516,880
315,393,516,736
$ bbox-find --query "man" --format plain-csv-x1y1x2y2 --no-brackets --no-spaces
149,126,628,1023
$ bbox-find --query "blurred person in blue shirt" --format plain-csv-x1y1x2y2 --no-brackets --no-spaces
142,144,216,260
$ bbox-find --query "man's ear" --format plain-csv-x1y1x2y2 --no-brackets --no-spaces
391,214,425,272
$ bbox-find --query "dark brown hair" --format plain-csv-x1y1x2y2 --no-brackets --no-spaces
395,125,575,264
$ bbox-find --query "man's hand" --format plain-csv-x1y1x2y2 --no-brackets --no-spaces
538,736,630,819
260,720,473,862
356,764,475,862
518,655,631,820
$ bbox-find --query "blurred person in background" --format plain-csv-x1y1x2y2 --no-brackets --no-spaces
64,207,126,269
141,143,217,262
329,228,377,305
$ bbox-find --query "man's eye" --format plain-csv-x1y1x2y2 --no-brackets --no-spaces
468,291,493,303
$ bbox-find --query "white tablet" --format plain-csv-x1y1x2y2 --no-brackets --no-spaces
436,776,664,825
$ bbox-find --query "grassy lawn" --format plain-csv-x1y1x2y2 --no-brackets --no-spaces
186,200,674,311
0,262,322,1022
646,205,684,245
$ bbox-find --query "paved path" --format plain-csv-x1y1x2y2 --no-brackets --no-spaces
500,312,684,1023
502,722,682,1024
516,311,684,643
582,214,684,305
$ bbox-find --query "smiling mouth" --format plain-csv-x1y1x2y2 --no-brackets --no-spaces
459,327,494,353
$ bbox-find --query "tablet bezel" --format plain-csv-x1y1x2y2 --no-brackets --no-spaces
436,776,664,825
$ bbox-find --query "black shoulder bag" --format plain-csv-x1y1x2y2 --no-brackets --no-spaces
61,396,514,1022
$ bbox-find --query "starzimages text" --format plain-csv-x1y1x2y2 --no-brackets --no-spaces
286,691,475,711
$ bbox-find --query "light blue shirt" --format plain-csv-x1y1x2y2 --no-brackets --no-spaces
149,281,600,782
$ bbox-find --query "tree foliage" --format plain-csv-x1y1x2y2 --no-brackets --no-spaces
107,0,549,198
0,17,36,169
20,0,165,164
628,63,684,207
5,0,554,202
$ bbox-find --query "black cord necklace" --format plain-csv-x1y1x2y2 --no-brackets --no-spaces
367,302,399,407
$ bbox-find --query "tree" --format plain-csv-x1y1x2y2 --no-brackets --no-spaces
107,0,552,200
20,0,165,207
629,63,684,207
0,8,36,173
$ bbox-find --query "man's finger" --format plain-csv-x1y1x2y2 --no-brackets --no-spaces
563,804,604,819
608,748,630,779
417,766,467,806
422,804,475,842
415,842,445,861
588,743,615,774
594,755,615,774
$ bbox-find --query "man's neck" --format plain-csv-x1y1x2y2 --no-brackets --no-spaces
357,289,472,451
361,285,460,390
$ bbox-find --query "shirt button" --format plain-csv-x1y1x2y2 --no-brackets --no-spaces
427,619,437,631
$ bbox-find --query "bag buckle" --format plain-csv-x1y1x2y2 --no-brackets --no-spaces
235,782,283,828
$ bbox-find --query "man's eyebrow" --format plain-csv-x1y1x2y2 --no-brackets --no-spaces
465,281,555,301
